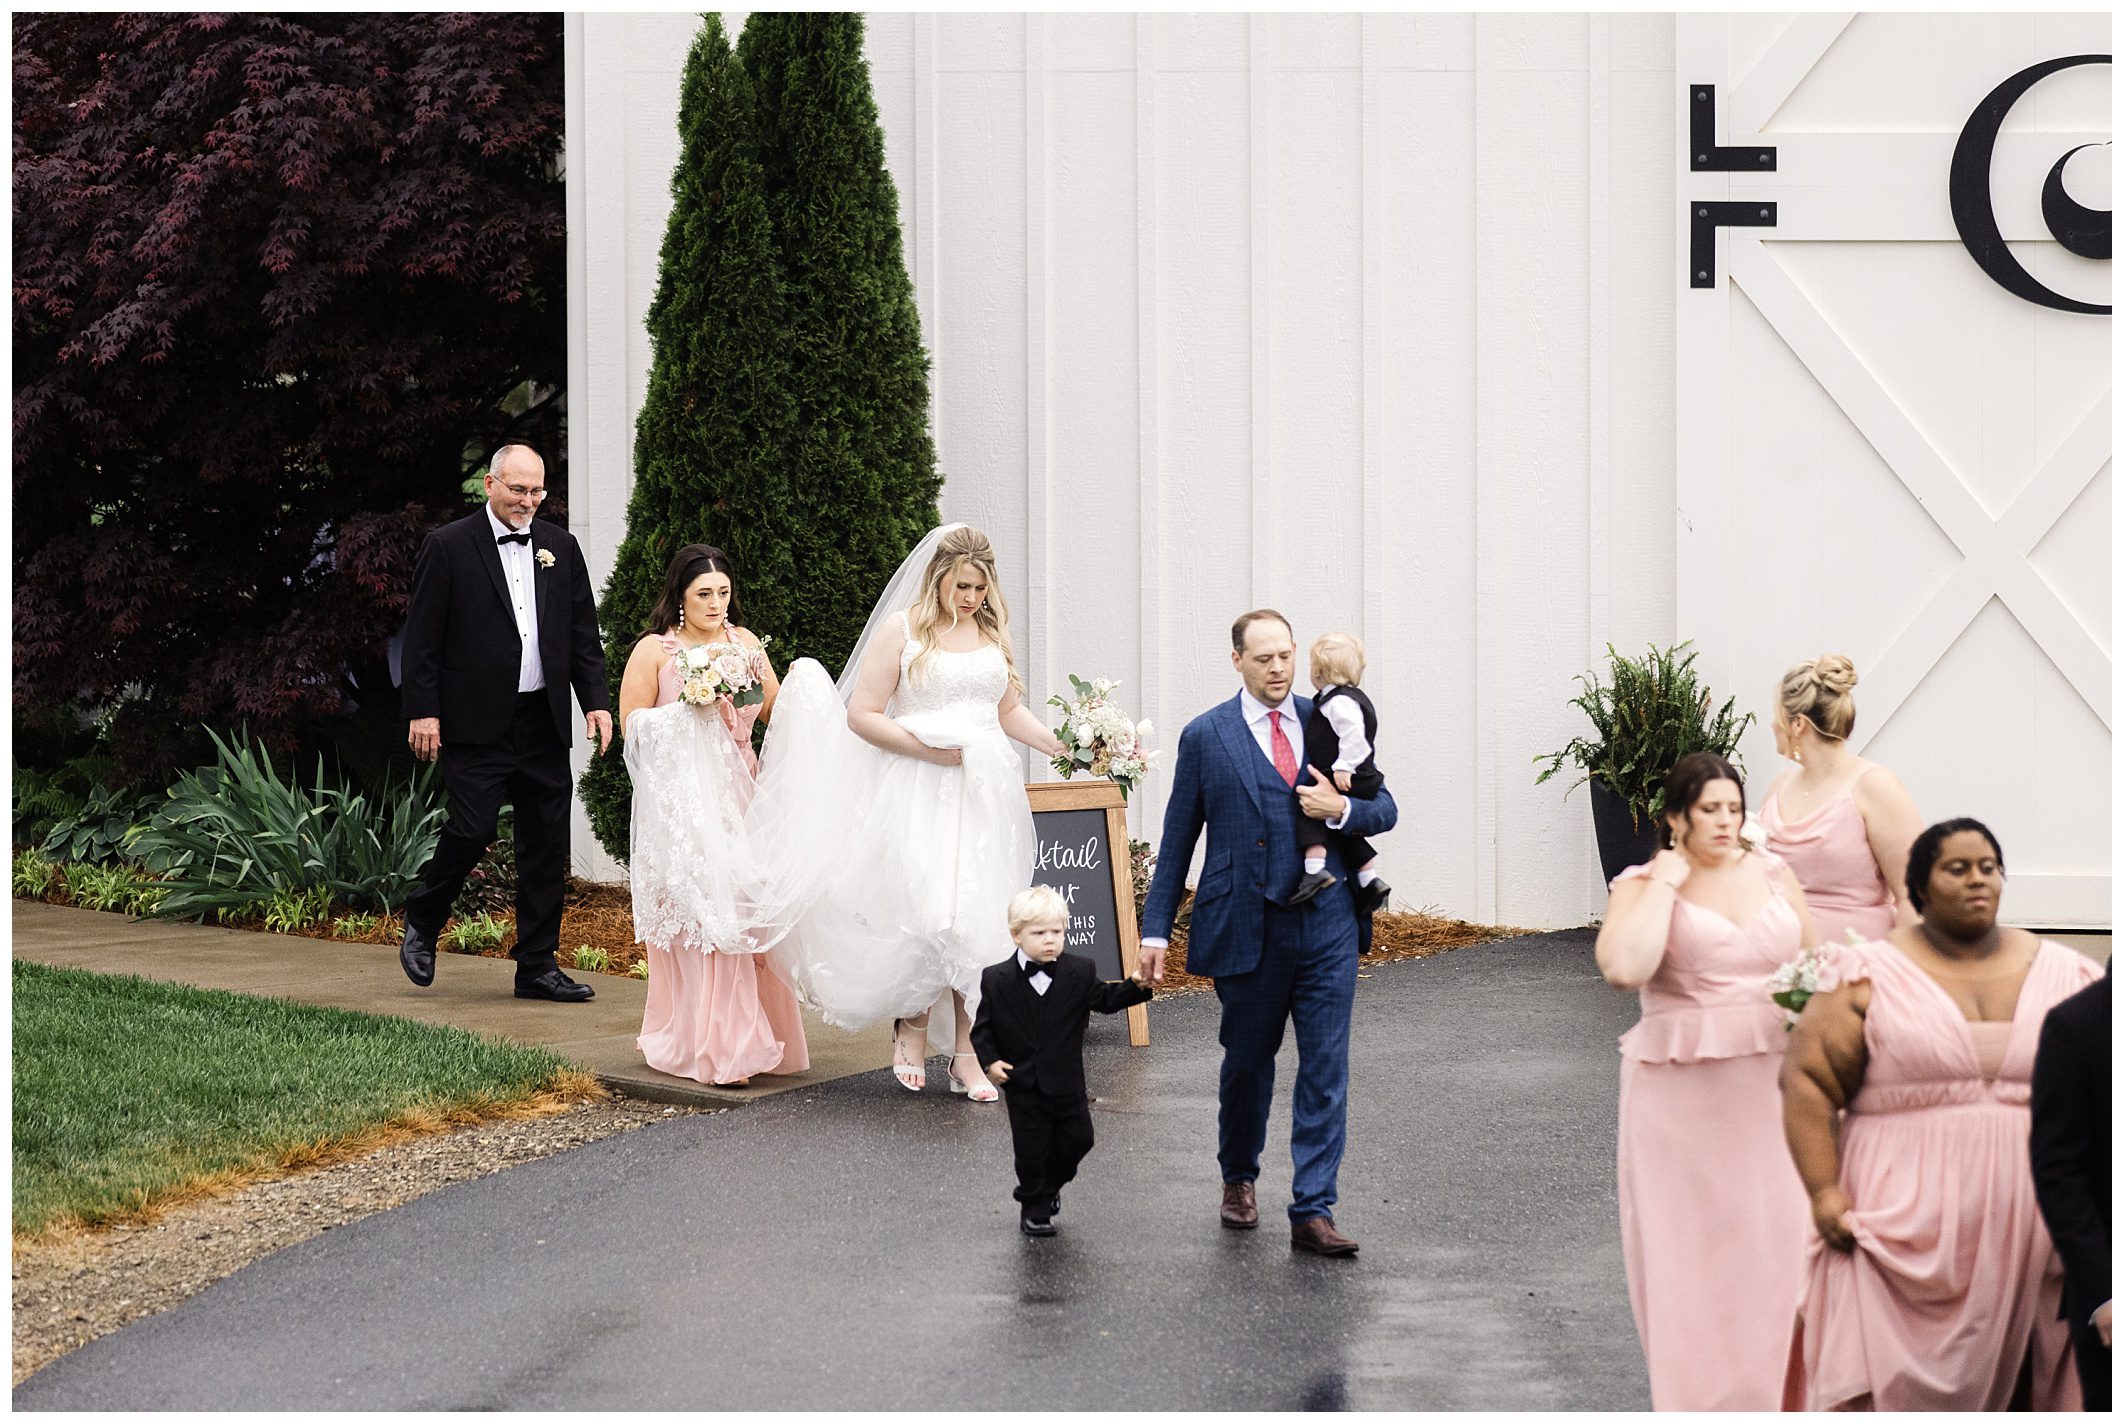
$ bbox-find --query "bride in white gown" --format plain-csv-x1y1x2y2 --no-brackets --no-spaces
751,525,1066,1101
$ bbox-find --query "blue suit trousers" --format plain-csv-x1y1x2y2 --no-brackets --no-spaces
1212,893,1359,1221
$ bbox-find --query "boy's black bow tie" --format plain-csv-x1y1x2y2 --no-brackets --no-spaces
1020,957,1056,979
496,531,531,546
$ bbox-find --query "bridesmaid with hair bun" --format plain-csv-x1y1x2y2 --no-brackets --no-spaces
1595,751,1821,1410
1760,655,1924,943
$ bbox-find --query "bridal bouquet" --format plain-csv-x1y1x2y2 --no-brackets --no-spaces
676,637,770,710
1050,674,1157,797
1767,927,1865,1028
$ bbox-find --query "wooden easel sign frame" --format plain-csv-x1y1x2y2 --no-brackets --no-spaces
1024,779,1150,1047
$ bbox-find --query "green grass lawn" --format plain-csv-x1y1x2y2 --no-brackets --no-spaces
12,960,587,1236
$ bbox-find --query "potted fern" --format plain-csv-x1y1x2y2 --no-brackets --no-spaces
1535,641,1755,883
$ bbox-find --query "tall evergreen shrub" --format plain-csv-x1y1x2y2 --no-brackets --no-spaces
583,13,944,865
578,16,795,861
739,12,942,664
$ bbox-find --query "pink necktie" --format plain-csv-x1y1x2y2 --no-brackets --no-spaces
1268,710,1298,787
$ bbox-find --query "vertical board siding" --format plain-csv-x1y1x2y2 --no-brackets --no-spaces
571,11,1683,926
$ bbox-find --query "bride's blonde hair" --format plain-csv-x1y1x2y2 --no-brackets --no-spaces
905,527,1023,697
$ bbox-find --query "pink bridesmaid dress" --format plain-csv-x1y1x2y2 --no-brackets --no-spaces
636,633,810,1085
1785,938,2098,1411
1613,852,1813,1410
1760,779,1896,944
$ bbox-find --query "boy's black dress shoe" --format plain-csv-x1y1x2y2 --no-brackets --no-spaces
515,968,595,1002
1283,869,1338,906
399,923,437,987
1020,1206,1055,1237
1355,877,1392,915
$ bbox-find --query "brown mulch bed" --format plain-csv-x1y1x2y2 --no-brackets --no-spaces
1150,904,1531,993
284,879,648,977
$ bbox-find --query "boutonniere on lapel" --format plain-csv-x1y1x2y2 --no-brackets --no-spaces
535,549,556,570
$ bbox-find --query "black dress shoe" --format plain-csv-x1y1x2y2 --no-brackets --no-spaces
1048,1192,1062,1219
1020,1207,1055,1237
1355,877,1392,915
514,967,595,1002
1283,869,1339,906
399,922,437,987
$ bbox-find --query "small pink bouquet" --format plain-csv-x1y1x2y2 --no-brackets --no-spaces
676,637,770,711
1768,927,1865,1028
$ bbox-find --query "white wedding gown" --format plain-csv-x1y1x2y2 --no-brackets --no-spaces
751,612,1035,1055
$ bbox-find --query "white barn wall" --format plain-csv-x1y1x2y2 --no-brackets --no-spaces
570,13,1681,928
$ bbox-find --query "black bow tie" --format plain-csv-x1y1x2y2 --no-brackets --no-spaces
496,531,531,547
1020,957,1055,980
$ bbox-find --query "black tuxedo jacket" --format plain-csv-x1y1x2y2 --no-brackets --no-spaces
970,952,1152,1099
2031,969,2110,1328
401,511,609,746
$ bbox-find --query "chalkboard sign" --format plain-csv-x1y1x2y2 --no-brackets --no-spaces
1026,779,1149,1047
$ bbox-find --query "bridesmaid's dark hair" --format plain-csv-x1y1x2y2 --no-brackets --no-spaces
1658,751,1746,850
1904,818,2005,913
642,544,747,637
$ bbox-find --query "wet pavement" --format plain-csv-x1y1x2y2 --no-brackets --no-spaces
14,930,1649,1410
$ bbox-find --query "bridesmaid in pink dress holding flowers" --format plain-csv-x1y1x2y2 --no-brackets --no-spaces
1596,751,1820,1410
1781,818,2097,1410
618,545,808,1088
1759,655,1923,944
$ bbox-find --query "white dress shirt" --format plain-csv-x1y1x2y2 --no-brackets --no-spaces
1315,687,1372,773
1017,950,1053,996
485,505,545,693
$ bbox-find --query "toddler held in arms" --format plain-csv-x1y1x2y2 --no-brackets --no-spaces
969,886,1153,1237
1286,631,1391,913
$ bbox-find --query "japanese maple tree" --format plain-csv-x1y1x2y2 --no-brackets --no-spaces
14,13,568,777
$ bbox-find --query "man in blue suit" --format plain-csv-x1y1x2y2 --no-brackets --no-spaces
1137,609,1399,1257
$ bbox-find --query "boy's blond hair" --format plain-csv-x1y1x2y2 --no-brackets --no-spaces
1007,884,1070,937
1310,631,1366,687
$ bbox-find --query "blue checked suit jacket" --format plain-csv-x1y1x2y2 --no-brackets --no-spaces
1139,692,1399,979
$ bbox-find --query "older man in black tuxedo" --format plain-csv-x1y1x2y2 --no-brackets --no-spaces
398,445,612,1002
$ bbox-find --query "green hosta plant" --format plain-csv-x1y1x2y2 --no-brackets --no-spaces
333,912,384,939
628,959,649,980
14,849,61,900
441,913,509,954
571,944,612,973
130,728,446,922
40,780,153,868
1534,641,1755,829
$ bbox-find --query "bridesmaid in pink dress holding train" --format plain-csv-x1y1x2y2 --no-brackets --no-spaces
1781,819,2097,1410
1596,751,1820,1410
1759,655,1923,944
618,545,809,1088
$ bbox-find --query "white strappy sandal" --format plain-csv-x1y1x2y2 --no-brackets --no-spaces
890,1018,926,1092
948,1052,1000,1103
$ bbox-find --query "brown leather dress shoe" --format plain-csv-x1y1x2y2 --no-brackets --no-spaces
1220,1181,1258,1230
1290,1215,1359,1257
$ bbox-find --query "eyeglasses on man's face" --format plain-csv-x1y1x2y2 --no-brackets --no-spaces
489,475,547,500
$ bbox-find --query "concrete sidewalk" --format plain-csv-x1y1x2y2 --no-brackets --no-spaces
9,901,891,1107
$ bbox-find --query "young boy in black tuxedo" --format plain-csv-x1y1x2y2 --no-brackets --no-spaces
970,885,1153,1237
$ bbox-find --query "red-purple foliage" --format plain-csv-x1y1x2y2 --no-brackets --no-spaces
14,13,567,775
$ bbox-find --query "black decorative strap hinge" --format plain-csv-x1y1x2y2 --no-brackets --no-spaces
1691,85,1776,171
1691,202,1778,288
